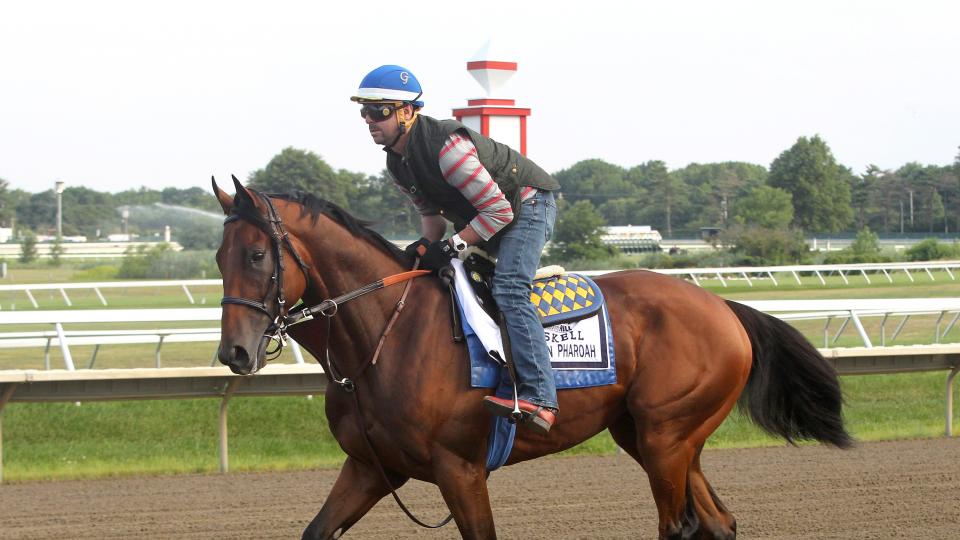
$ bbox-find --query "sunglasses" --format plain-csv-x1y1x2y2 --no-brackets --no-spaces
360,102,404,121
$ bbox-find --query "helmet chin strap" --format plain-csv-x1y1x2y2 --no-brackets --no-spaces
386,107,418,150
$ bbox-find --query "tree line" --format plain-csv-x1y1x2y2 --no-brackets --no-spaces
2,136,957,254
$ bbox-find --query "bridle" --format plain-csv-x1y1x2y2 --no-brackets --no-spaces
218,190,451,529
220,191,312,359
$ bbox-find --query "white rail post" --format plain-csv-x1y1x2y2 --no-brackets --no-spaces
219,378,242,473
93,287,108,306
766,271,778,286
290,340,305,364
860,269,871,285
54,323,75,370
155,336,166,368
182,284,196,305
58,288,72,307
947,366,959,437
24,289,38,309
0,383,18,484
849,311,873,348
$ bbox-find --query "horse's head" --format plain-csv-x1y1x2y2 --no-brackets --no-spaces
212,175,310,375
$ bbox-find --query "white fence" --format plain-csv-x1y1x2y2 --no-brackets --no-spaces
1,299,957,372
1,260,958,310
583,260,960,287
0,279,220,308
0,308,306,370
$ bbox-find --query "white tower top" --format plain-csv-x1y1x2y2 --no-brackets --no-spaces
467,39,517,98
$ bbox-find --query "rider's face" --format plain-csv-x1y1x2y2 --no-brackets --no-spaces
362,103,410,146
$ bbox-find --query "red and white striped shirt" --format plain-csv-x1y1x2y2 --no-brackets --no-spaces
394,133,535,241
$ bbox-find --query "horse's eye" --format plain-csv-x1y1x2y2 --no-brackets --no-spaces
250,250,266,263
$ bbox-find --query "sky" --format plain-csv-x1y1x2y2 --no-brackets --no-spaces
1,0,958,194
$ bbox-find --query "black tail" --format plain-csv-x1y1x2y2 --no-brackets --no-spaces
725,300,853,448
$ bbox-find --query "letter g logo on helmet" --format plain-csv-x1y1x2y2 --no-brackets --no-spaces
350,65,424,107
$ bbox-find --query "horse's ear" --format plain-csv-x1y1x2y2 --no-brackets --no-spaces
211,176,233,215
231,174,256,208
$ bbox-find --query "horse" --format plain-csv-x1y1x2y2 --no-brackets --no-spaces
212,176,851,540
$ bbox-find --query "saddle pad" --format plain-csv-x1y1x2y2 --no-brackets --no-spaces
449,260,618,471
531,274,604,325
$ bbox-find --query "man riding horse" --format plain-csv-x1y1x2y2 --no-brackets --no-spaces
352,64,561,434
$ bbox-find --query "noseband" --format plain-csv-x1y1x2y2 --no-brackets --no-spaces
220,192,312,358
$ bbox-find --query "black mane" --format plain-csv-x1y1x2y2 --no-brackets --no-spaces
231,189,407,262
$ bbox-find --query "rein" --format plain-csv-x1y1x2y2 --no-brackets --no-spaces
220,191,452,529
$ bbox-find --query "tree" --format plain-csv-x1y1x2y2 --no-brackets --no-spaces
732,185,794,229
547,200,615,262
674,162,768,228
553,159,635,209
632,161,689,237
48,236,64,266
249,147,355,207
19,231,37,263
0,177,15,227
768,135,853,232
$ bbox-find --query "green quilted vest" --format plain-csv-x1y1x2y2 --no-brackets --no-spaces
386,115,559,240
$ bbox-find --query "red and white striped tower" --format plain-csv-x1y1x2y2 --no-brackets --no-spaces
452,42,530,155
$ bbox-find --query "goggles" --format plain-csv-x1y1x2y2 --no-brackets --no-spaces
360,102,404,121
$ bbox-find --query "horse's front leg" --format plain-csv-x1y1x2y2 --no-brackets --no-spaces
302,456,407,540
432,448,496,539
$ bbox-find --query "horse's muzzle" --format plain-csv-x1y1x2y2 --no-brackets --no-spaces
218,344,254,375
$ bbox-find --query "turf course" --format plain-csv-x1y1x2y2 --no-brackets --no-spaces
1,267,958,482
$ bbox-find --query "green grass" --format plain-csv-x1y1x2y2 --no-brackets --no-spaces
5,370,956,482
0,262,958,482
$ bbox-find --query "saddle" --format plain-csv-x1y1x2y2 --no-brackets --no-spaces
459,251,605,326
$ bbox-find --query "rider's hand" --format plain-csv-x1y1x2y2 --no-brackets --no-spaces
419,239,456,273
403,237,430,260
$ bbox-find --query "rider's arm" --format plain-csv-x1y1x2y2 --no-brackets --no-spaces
438,133,533,244
420,214,447,242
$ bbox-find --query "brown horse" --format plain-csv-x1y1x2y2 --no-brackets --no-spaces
213,177,850,540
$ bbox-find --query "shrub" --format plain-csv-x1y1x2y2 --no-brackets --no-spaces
905,238,960,261
720,225,811,266
19,232,37,263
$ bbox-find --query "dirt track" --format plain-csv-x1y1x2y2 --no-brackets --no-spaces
1,438,958,539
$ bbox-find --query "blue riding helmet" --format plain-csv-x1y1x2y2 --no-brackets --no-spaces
350,65,424,107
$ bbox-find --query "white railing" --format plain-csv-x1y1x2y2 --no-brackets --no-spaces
0,308,305,370
581,260,960,287
1,261,958,310
741,298,960,348
0,279,220,308
0,299,957,371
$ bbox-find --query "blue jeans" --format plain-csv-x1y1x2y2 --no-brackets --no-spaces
488,190,558,410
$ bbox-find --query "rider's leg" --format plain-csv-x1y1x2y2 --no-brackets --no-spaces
489,190,558,412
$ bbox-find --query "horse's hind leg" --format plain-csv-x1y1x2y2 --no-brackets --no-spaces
687,447,736,540
302,456,406,540
609,414,696,538
610,414,736,539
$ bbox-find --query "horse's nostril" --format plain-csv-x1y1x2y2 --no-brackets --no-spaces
233,346,249,365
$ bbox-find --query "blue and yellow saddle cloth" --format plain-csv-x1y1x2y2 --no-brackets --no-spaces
450,264,617,471
530,274,604,325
